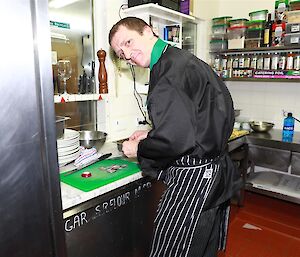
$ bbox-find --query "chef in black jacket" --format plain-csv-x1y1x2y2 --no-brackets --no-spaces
109,17,241,257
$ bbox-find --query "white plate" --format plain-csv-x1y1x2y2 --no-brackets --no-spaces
58,149,80,167
57,129,79,148
57,141,80,155
58,145,80,157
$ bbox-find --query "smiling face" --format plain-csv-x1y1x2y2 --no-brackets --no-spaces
110,25,157,68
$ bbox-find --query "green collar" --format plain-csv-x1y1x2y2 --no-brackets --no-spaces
150,38,168,71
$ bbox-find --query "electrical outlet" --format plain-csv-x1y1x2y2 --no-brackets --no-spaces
135,117,145,126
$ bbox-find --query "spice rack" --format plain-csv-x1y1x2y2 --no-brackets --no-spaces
210,46,300,82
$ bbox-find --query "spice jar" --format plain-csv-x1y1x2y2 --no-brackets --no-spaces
271,53,279,70
233,55,239,69
257,54,264,70
244,55,251,68
250,54,258,69
294,53,300,70
278,54,286,70
286,52,294,70
239,54,245,68
263,53,271,70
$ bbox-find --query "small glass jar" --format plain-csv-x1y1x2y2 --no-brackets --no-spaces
221,55,228,70
271,53,279,70
278,54,286,70
250,54,258,69
294,54,300,70
239,54,245,68
233,56,239,69
257,54,264,70
286,52,294,70
263,53,271,70
244,55,251,69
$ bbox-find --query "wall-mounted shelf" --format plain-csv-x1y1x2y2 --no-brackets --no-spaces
210,45,300,55
122,3,201,51
224,78,300,83
210,45,300,82
122,3,196,23
54,94,106,103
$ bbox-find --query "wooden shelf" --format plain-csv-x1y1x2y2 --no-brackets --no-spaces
223,78,300,82
211,45,300,55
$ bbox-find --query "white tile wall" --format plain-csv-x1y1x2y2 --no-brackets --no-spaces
226,81,300,131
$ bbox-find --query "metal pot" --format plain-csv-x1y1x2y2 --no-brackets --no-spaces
55,116,65,139
55,116,70,139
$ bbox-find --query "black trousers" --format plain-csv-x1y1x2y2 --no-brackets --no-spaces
149,156,230,257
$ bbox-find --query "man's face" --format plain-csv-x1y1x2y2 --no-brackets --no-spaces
110,25,155,68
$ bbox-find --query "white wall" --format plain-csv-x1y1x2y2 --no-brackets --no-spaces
227,81,300,131
94,0,150,142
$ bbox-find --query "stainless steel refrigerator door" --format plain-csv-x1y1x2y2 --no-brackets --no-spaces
0,1,66,257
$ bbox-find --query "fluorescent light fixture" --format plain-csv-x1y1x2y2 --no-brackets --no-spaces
49,0,81,9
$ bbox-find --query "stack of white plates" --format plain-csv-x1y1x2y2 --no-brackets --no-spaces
57,129,80,167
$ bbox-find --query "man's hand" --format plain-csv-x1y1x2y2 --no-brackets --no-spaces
129,130,149,141
122,139,139,158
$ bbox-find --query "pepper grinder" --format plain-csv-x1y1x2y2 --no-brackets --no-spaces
97,49,108,94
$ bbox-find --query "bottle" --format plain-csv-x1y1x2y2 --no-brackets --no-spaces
294,53,300,71
263,13,273,47
286,52,294,70
263,53,271,70
278,54,286,70
282,112,295,142
271,53,279,70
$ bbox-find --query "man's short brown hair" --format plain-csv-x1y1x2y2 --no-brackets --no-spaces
108,17,150,45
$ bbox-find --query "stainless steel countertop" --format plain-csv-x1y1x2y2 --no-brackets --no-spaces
246,129,300,152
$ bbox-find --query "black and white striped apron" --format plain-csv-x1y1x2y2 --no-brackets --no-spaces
149,155,230,257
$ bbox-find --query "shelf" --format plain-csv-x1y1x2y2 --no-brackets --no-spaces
210,45,300,55
224,78,300,82
122,3,195,23
54,94,105,103
246,171,300,204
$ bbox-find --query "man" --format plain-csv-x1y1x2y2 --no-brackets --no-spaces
109,17,241,257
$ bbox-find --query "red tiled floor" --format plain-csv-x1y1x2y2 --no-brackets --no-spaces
218,192,300,257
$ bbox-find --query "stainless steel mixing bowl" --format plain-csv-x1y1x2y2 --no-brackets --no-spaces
79,130,107,150
249,121,274,132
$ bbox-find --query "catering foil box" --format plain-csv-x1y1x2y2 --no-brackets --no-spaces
253,70,300,79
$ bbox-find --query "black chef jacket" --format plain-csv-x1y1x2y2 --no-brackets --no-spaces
137,46,240,203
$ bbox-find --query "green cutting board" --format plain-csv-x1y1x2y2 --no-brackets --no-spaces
60,158,140,192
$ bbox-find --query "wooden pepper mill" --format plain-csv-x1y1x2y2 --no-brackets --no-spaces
97,49,108,94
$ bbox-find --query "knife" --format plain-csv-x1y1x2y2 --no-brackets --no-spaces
63,153,112,176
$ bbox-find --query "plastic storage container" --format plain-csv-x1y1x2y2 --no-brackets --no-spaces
212,16,232,26
245,38,264,48
286,23,300,33
246,20,265,29
210,40,228,51
228,19,249,28
284,32,300,45
290,0,300,11
246,28,264,38
249,10,268,21
227,26,247,39
282,112,295,142
227,26,246,49
212,24,228,34
286,10,300,23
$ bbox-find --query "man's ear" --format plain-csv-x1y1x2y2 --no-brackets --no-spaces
143,25,154,37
